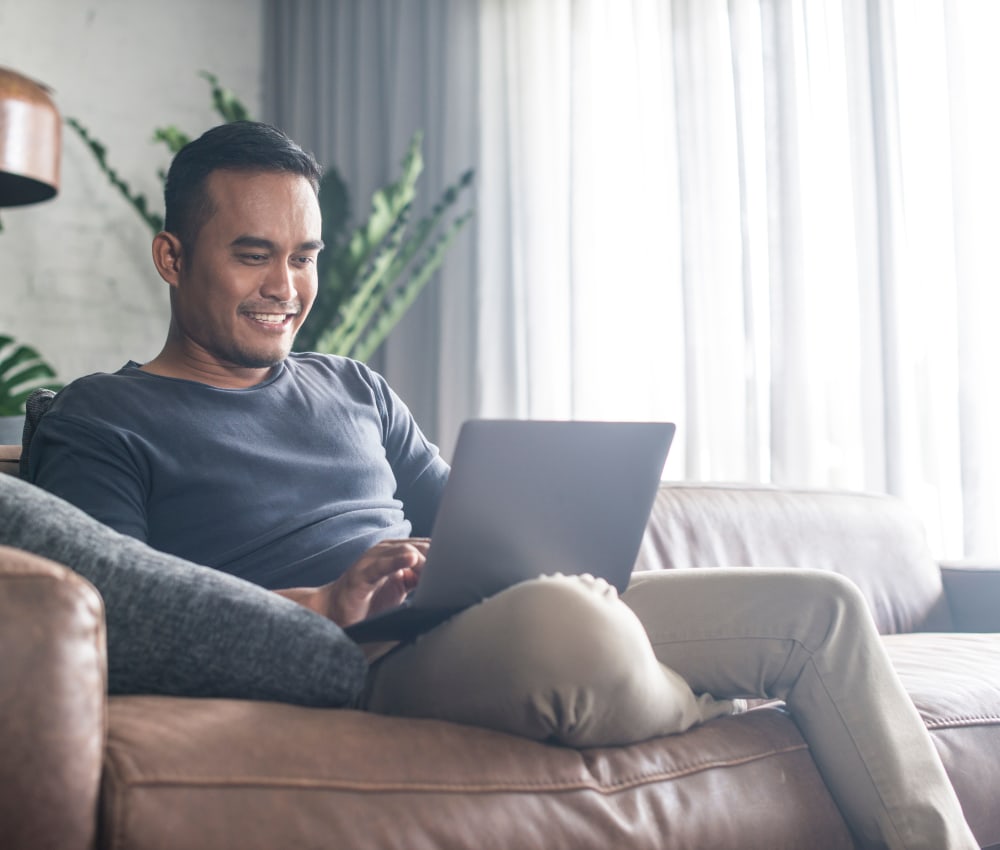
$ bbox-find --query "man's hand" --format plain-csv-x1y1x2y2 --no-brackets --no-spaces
275,539,430,628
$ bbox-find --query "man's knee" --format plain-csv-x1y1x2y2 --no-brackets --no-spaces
482,574,675,744
790,569,871,620
495,573,650,686
366,573,720,746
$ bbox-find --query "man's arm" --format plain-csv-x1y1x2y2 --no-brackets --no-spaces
28,412,150,541
367,368,450,537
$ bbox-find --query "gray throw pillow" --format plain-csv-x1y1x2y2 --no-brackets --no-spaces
0,474,366,706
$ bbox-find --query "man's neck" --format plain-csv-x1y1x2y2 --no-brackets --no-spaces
139,351,277,390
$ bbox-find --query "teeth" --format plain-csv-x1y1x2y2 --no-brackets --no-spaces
247,313,287,324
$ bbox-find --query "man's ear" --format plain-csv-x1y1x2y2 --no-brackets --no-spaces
152,232,185,286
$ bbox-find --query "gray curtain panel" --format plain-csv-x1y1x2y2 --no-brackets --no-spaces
263,0,481,457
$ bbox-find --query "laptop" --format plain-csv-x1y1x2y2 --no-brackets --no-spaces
344,419,675,643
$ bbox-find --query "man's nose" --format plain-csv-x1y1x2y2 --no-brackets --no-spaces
260,261,296,300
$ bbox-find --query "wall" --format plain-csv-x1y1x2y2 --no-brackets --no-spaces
0,0,263,383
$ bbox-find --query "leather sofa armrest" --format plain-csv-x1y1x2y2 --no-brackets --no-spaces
940,561,1000,632
0,546,106,850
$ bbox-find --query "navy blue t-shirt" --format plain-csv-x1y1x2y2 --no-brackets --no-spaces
28,354,450,588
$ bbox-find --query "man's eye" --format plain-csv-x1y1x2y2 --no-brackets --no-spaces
295,256,316,265
240,253,268,262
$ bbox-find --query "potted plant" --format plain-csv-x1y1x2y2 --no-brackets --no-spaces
0,335,60,444
68,72,474,362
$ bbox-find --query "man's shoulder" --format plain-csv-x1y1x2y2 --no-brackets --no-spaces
284,351,384,390
30,365,157,466
49,363,145,413
285,351,368,375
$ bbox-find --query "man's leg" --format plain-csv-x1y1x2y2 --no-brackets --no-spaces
622,568,976,850
364,566,975,848
361,573,736,746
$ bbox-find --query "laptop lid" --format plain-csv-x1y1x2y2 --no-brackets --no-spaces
345,419,674,642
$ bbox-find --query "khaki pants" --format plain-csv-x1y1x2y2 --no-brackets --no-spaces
362,569,976,850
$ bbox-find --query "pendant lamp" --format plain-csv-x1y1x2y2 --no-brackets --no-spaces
0,66,61,208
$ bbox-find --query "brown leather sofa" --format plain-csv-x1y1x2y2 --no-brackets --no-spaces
2,444,999,849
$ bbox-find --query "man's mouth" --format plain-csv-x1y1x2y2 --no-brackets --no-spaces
240,301,303,331
245,311,295,325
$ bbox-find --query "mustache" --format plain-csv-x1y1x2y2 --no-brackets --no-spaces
240,301,303,314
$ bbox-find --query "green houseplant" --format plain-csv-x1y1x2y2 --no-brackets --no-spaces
0,335,58,415
68,72,474,362
0,334,61,443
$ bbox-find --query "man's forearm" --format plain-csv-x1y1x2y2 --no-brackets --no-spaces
273,584,331,616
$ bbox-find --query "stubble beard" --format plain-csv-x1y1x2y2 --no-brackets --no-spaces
212,335,294,370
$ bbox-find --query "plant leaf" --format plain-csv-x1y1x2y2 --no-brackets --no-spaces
352,209,473,362
200,70,252,123
66,117,165,234
0,338,60,415
152,125,191,155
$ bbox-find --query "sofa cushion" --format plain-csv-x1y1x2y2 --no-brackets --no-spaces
101,697,855,850
0,475,366,707
636,484,951,635
884,632,1000,849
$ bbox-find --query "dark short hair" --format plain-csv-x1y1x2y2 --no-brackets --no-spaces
163,121,322,251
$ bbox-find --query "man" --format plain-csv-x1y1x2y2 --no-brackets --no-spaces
27,122,975,849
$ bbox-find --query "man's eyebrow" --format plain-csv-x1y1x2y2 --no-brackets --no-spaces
230,236,325,251
230,236,276,251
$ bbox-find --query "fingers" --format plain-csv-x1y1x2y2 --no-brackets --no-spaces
325,539,430,627
352,539,430,587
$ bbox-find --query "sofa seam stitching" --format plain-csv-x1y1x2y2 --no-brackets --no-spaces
925,715,1000,728
111,742,809,796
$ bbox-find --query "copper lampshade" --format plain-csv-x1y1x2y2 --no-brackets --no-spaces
0,66,61,207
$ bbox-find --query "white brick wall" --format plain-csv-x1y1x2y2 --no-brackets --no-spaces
0,0,263,383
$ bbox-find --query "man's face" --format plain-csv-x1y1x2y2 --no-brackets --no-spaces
169,169,323,371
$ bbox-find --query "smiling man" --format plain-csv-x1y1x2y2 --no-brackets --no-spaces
29,123,445,608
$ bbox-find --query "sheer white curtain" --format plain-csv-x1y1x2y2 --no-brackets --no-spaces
265,0,1000,558
941,0,1000,557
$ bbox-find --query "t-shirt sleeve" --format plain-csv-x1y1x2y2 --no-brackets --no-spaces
28,411,150,542
397,457,450,537
366,369,449,538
